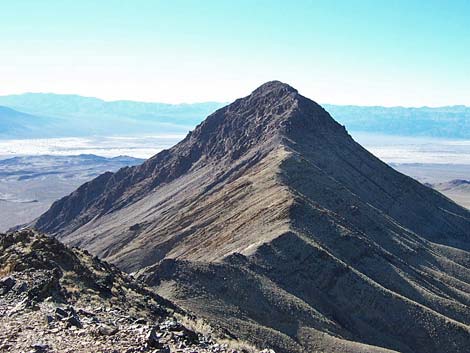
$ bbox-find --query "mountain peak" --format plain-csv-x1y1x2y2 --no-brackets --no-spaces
34,83,470,353
178,81,305,161
34,81,345,236
251,80,298,96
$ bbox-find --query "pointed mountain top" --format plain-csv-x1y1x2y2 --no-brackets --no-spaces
33,81,470,353
250,80,298,96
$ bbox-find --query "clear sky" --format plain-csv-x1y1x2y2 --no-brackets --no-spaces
2,0,470,106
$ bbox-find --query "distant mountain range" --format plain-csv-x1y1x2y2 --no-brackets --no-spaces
431,179,470,209
0,106,61,139
325,104,470,139
0,93,225,138
0,93,469,139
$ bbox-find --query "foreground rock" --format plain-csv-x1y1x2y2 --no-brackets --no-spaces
0,230,269,352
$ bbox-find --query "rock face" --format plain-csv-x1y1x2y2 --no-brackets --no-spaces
0,230,268,353
35,81,470,353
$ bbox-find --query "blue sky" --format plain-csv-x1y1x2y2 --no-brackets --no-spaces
2,0,470,106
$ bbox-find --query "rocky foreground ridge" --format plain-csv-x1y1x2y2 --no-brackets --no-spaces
0,230,272,353
33,81,470,353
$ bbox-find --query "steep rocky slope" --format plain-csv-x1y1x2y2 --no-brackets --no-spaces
0,230,269,352
35,82,470,353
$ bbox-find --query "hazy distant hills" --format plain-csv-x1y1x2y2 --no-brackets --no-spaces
1,93,470,139
432,179,470,209
325,104,470,139
0,93,224,124
0,93,225,138
0,106,61,139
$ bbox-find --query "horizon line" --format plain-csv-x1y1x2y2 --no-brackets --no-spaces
1,91,469,110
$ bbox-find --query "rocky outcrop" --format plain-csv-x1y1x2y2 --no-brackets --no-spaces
0,230,271,353
35,82,470,352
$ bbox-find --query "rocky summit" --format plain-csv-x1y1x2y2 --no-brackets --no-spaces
34,81,470,353
0,230,271,353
